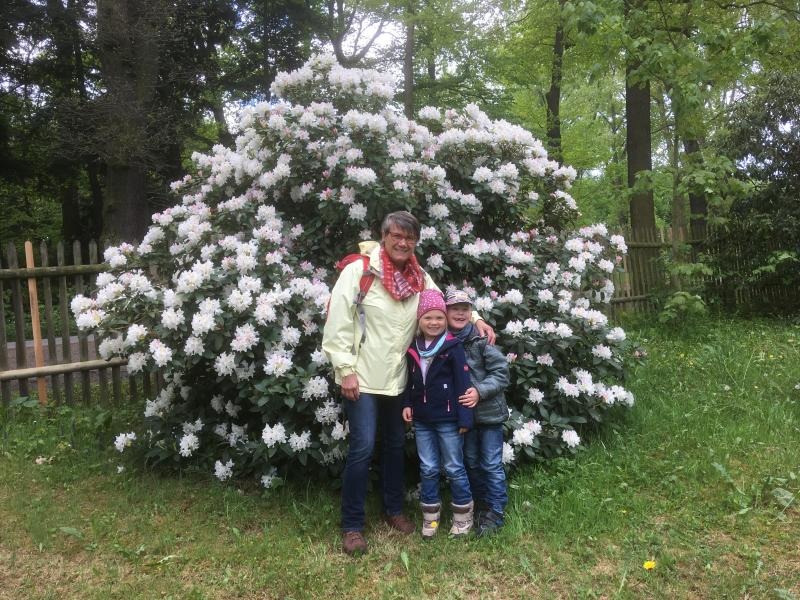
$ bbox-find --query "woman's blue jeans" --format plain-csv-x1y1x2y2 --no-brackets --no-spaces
414,421,472,506
463,424,507,520
341,392,406,532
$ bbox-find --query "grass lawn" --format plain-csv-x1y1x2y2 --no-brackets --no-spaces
1,317,799,599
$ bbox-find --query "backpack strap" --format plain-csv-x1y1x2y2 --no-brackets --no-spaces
352,256,375,350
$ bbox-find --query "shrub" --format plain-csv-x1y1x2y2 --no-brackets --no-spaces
74,55,636,486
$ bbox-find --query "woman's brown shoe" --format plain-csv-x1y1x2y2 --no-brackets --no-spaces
383,513,415,534
342,531,368,555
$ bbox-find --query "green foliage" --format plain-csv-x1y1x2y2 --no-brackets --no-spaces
2,318,800,596
657,291,707,325
707,71,800,311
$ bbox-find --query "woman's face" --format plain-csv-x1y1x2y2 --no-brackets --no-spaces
419,310,447,338
382,227,417,266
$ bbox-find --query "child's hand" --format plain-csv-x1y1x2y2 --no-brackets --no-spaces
402,407,413,423
458,427,468,435
458,387,479,408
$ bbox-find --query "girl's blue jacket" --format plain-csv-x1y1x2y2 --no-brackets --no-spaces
403,333,473,430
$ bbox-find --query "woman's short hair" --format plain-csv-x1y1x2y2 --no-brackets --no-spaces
381,211,420,240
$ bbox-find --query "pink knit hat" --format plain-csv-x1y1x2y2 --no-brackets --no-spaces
417,289,447,319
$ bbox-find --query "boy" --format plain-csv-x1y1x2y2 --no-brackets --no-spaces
445,289,510,537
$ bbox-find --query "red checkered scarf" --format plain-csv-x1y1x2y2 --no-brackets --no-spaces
380,247,426,301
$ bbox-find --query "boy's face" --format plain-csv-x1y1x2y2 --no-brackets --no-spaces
446,303,472,331
419,310,447,337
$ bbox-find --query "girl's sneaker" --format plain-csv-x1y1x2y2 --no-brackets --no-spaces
449,501,474,536
420,502,441,538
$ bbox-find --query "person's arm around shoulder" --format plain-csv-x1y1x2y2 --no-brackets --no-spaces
425,273,496,344
451,343,474,433
472,340,510,402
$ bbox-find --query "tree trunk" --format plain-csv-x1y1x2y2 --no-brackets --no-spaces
545,0,566,164
403,4,416,119
625,0,657,297
97,0,162,242
105,165,151,243
213,101,234,148
683,138,707,243
61,178,82,244
626,69,654,233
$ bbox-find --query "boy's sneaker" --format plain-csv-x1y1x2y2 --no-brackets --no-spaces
342,531,368,555
473,501,489,525
476,510,503,538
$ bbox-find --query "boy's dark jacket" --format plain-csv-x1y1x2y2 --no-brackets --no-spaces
403,333,473,430
459,325,510,425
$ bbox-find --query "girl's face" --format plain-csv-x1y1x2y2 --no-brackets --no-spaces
419,310,447,338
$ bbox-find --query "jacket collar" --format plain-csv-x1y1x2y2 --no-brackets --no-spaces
407,333,460,369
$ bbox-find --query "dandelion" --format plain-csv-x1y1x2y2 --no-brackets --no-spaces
643,560,656,570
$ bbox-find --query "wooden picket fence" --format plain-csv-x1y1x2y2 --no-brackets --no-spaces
0,240,158,407
2,231,792,406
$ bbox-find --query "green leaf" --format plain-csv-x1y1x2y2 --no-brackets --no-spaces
400,550,410,572
58,526,83,540
771,487,795,509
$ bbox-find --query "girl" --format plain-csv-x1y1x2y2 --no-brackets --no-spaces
402,289,474,537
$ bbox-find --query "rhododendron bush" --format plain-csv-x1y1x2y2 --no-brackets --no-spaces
73,55,635,486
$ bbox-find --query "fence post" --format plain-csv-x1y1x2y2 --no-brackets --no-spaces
57,242,74,404
24,242,47,405
73,241,91,404
5,242,28,396
0,255,9,405
39,242,61,404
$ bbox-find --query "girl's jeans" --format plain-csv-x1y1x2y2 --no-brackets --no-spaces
464,424,507,521
414,421,472,506
341,393,406,532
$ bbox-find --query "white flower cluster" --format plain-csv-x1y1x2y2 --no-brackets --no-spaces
76,54,636,483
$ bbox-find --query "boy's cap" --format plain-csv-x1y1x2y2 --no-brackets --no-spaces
417,289,447,319
444,289,473,306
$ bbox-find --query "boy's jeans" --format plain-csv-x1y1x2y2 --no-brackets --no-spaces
464,424,507,520
341,393,406,532
414,421,472,506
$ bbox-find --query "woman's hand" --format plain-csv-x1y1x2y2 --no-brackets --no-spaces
402,407,413,423
475,319,496,345
458,427,468,435
458,387,479,408
340,373,360,401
